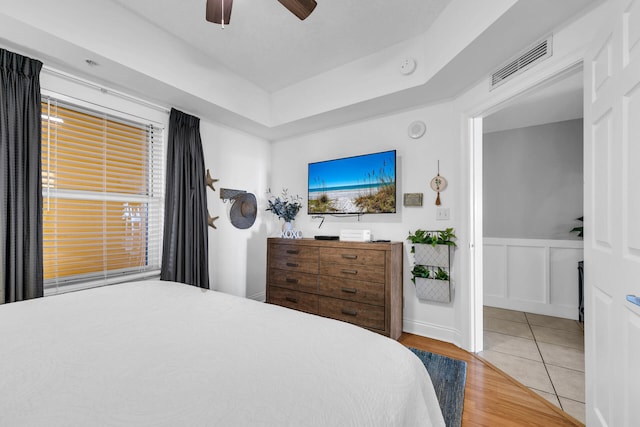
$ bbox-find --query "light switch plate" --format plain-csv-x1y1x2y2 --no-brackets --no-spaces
436,207,450,220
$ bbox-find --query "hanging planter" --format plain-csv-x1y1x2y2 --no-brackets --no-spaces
412,266,451,303
407,229,456,303
414,277,451,303
413,244,450,267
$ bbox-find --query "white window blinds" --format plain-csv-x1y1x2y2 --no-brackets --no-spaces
41,97,164,292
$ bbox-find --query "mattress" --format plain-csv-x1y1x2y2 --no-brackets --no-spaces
0,280,445,426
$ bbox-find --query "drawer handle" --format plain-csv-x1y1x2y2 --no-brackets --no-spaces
286,249,300,254
286,262,299,268
341,287,357,294
341,269,358,275
341,309,358,316
286,278,299,284
285,296,299,303
341,254,358,260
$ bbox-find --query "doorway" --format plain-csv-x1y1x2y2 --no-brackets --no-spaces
482,68,584,317
470,65,586,422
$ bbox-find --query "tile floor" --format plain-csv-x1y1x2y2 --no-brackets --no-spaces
478,306,585,424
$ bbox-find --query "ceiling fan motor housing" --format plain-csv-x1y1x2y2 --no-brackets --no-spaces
206,0,317,25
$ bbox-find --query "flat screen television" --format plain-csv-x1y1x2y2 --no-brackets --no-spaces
308,150,396,214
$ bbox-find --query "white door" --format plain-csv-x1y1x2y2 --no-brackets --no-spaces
584,0,640,425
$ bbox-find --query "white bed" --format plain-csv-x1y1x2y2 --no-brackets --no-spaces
0,280,445,426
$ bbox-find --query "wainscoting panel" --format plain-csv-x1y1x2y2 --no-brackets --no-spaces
550,248,582,308
484,238,584,320
483,244,507,299
507,245,547,303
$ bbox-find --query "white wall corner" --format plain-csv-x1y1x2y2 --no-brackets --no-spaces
403,318,463,348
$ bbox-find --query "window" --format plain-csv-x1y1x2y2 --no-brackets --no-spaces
41,97,164,292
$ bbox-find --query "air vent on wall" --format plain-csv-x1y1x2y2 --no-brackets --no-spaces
490,35,553,90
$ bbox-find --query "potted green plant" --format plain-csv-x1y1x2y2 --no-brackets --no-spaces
410,265,430,284
433,267,449,281
571,216,583,238
407,228,457,247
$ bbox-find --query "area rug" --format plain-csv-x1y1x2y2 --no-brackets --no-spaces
409,347,467,427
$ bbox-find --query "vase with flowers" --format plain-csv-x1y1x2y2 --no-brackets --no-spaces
266,189,303,238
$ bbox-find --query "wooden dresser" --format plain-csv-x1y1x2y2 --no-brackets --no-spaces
266,238,403,339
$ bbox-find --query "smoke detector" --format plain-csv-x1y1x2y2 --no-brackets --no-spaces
400,58,417,75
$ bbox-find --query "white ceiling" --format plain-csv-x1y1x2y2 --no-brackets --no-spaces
484,68,584,133
112,0,452,93
0,0,604,139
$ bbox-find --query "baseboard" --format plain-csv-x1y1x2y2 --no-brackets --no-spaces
403,318,463,349
247,291,265,302
484,296,578,320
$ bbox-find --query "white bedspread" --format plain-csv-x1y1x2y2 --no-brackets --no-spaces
0,280,444,426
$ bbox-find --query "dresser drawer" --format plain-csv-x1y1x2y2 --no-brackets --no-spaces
269,269,318,293
318,276,384,306
318,296,384,331
319,263,385,283
268,286,318,315
319,247,385,267
269,244,318,274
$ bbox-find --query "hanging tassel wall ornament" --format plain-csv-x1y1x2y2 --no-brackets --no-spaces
430,161,447,206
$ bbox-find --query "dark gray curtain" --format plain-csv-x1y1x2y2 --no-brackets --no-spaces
0,49,43,304
161,108,209,289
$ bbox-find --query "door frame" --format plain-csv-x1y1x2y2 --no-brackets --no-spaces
466,60,584,352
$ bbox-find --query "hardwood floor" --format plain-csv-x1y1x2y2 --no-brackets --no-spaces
399,333,584,426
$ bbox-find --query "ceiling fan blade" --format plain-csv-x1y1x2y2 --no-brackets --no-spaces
206,0,233,25
278,0,317,20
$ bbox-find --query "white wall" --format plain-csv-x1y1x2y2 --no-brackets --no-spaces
200,122,271,300
483,119,584,239
270,102,466,344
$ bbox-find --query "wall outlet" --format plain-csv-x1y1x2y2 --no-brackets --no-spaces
436,207,450,220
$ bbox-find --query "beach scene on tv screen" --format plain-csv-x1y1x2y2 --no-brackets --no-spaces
308,151,396,214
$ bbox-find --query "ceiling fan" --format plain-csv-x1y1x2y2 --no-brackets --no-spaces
206,0,317,26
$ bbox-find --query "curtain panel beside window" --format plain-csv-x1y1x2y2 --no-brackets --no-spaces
0,48,43,304
161,108,209,289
